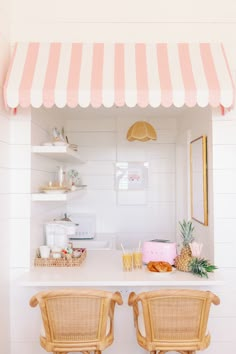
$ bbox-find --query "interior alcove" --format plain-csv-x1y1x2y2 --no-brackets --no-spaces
30,104,213,261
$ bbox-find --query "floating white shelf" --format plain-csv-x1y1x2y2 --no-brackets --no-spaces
31,186,87,202
32,145,83,163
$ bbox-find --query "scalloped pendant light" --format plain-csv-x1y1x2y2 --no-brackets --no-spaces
126,121,157,142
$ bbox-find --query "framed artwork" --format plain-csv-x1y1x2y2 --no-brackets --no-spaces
115,162,149,191
190,136,208,226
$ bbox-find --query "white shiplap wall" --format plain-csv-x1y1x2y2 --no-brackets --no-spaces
30,108,68,258
65,107,177,248
6,1,236,352
175,107,236,353
212,110,236,268
9,104,236,354
0,111,11,354
175,107,213,260
10,108,68,354
9,108,31,354
0,2,11,352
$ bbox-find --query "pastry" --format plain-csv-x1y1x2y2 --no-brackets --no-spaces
147,261,172,272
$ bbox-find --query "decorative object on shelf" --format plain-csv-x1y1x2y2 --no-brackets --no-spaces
39,166,71,193
190,135,208,226
67,168,80,189
52,126,66,145
57,165,66,187
126,121,157,142
60,213,71,221
34,248,87,267
174,220,217,278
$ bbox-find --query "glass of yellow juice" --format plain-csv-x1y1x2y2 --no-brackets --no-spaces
122,252,133,271
133,249,143,269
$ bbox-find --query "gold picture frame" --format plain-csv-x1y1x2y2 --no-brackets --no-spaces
190,136,208,226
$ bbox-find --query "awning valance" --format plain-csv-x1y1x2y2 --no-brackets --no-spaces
4,42,235,109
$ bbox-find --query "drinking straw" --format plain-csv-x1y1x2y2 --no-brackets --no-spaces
138,240,141,252
120,243,125,254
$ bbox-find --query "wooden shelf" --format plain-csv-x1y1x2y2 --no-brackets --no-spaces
31,186,87,202
32,145,83,163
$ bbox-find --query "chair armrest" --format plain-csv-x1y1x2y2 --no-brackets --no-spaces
212,294,220,306
113,291,123,305
207,291,220,306
128,292,139,327
29,295,39,308
128,292,147,342
128,292,137,306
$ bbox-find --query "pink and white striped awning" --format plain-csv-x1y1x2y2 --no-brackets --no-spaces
4,42,235,109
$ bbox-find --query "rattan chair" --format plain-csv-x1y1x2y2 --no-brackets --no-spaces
128,289,220,354
30,289,123,354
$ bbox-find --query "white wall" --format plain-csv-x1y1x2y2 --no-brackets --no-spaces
5,1,236,354
8,0,236,48
30,106,177,249
9,107,69,354
175,107,213,260
0,0,11,352
8,0,236,77
9,108,31,354
30,108,68,260
212,109,236,268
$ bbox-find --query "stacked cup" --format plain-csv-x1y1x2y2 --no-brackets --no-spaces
39,245,50,258
121,242,143,271
133,248,143,269
122,250,133,271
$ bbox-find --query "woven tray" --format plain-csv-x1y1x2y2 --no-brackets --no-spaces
34,248,87,267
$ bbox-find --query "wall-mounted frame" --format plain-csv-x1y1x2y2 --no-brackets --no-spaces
115,162,148,191
190,135,208,226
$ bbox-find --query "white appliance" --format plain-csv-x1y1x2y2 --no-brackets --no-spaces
68,214,116,250
45,221,76,249
69,214,96,239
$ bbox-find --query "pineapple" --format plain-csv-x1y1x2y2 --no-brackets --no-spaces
174,220,217,277
179,219,195,252
174,252,192,272
174,220,195,272
189,257,217,278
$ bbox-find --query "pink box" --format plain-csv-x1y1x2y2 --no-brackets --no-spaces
142,241,177,265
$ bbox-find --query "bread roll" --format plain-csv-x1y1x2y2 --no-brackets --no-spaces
147,261,172,272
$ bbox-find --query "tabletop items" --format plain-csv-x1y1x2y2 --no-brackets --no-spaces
35,246,86,267
121,243,143,272
174,220,217,278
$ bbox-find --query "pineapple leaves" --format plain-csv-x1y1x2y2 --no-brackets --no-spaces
189,257,217,278
179,220,195,246
176,220,217,278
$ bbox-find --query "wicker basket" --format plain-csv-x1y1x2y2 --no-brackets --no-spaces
34,248,87,267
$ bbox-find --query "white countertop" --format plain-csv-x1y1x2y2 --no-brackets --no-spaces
18,250,224,287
